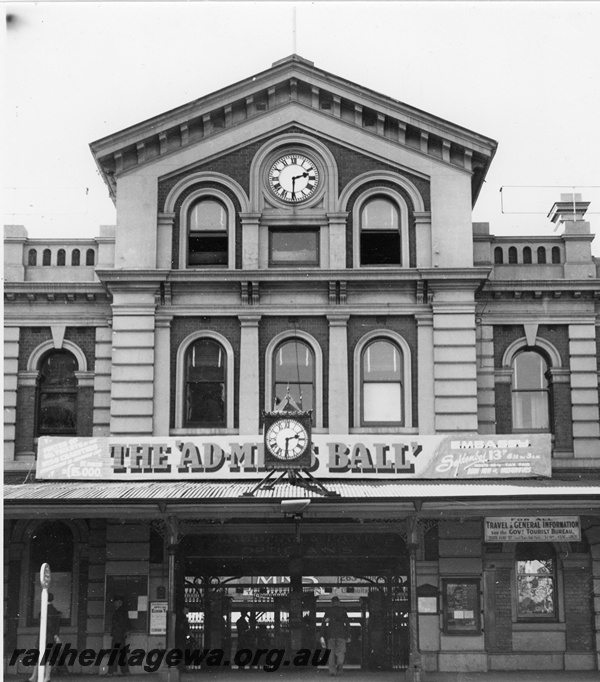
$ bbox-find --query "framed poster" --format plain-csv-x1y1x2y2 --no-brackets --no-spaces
149,601,169,636
442,578,481,635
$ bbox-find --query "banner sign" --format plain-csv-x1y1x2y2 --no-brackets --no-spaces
36,433,551,480
484,516,581,542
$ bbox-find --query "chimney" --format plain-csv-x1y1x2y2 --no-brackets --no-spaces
547,193,590,230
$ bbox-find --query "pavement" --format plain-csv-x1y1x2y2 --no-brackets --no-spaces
5,670,599,682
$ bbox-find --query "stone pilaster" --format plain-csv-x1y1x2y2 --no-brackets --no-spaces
93,327,112,437
327,213,348,270
476,322,496,434
4,327,20,463
240,213,261,270
153,316,173,435
157,213,175,269
327,315,349,432
416,313,434,433
239,316,261,434
568,322,600,458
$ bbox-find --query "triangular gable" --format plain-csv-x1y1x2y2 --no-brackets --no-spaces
91,54,497,204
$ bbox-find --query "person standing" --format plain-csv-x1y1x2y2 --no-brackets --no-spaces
108,595,130,676
320,596,350,677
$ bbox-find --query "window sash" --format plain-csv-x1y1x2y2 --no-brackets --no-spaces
269,229,319,266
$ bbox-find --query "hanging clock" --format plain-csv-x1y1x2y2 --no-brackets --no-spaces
268,154,320,203
263,410,312,470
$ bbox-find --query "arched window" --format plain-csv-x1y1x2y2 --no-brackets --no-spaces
361,339,404,425
37,351,78,435
86,249,95,266
183,338,227,427
551,246,561,264
272,339,315,413
494,247,504,264
511,351,549,430
187,198,228,266
28,249,38,266
360,197,401,265
508,246,518,264
57,249,66,266
537,246,547,264
516,542,557,620
43,249,51,266
523,247,532,264
28,522,74,625
71,249,80,266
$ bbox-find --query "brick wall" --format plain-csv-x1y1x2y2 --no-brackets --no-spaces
347,316,418,428
170,317,241,429
564,563,594,651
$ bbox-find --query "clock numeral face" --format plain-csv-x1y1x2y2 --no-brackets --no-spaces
266,419,309,459
268,154,320,203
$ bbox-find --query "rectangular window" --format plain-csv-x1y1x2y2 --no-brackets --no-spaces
360,231,401,265
363,383,402,422
269,229,319,266
188,234,228,266
442,578,481,635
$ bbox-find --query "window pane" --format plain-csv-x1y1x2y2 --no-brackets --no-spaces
361,231,401,265
517,574,555,617
190,199,227,232
39,393,77,432
186,383,225,426
361,198,398,230
40,352,78,386
186,340,225,381
275,342,314,382
188,235,228,266
270,231,318,265
363,383,402,423
514,352,546,389
363,341,401,381
512,392,549,430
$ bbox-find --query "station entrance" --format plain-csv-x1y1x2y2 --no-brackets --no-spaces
177,527,410,671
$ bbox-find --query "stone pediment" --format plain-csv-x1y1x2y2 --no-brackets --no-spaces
90,54,497,204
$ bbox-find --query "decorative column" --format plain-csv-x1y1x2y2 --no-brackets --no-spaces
157,213,175,269
568,322,600,458
74,371,96,436
239,316,261,434
93,327,112,437
406,517,422,682
414,212,432,268
327,315,349,433
109,285,158,436
476,321,496,434
416,313,434,433
327,213,348,270
153,316,172,435
15,370,39,458
240,213,261,270
4,327,20,462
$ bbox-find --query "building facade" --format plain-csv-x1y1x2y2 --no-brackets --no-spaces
4,55,600,677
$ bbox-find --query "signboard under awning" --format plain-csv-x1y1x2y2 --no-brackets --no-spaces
36,433,552,481
484,516,581,542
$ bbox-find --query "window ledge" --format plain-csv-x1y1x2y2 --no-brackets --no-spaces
170,429,239,436
350,427,419,435
513,622,564,631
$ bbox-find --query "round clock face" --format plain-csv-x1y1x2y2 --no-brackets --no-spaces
268,154,320,203
265,418,309,460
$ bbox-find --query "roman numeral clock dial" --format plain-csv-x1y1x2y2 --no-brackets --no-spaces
268,154,320,203
263,412,312,470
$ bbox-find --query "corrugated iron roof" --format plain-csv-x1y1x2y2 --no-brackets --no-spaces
4,479,600,503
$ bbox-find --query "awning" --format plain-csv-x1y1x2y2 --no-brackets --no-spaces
4,478,599,506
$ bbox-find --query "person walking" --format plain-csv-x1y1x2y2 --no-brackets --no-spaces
320,596,350,677
108,595,130,676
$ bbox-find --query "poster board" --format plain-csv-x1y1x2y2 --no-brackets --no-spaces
442,578,481,635
149,601,169,636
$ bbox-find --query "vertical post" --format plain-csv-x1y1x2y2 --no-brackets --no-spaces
166,517,179,653
37,563,51,682
406,518,423,682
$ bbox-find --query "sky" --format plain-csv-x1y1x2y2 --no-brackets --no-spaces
4,1,600,254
